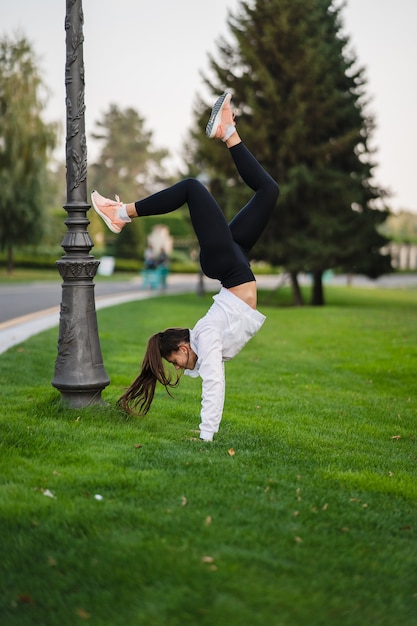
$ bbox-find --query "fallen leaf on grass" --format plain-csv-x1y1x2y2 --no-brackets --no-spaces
204,515,212,526
47,557,57,567
76,608,91,620
181,496,187,507
391,435,402,440
18,594,34,604
134,443,143,448
201,555,214,563
201,556,218,570
228,448,235,456
294,536,303,543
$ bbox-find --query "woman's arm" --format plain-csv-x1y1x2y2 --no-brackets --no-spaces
196,330,225,441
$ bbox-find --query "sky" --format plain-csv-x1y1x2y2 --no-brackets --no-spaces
1,0,416,213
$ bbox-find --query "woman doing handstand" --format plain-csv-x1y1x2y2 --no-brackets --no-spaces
91,92,279,441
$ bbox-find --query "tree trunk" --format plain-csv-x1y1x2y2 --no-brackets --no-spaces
7,244,14,275
311,270,325,305
196,268,205,296
289,271,304,306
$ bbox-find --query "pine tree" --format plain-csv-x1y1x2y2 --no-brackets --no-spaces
188,0,391,305
89,105,170,200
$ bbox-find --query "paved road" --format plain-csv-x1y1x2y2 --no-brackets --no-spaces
0,279,145,324
1,272,416,325
0,275,212,325
0,272,416,354
0,274,224,354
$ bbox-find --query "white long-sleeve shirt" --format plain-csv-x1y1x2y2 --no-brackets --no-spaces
184,287,266,441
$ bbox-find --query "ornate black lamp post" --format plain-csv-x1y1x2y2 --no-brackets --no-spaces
52,0,110,407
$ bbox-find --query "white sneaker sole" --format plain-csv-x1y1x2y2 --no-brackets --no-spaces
205,92,231,138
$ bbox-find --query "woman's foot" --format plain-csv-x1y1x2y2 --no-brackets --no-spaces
205,92,236,142
91,190,130,233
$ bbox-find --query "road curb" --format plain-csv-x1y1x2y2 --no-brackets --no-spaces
0,290,173,355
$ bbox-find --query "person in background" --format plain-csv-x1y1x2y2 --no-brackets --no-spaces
144,244,156,270
157,248,169,269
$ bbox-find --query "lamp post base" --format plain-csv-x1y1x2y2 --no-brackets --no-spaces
55,388,108,409
52,261,110,407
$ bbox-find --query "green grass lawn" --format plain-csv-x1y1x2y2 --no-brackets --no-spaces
0,287,416,626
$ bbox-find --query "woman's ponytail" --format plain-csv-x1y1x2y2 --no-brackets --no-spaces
118,328,190,415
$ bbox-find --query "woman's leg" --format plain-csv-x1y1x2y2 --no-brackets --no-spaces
91,93,278,283
227,142,279,254
91,178,246,284
134,179,234,252
134,179,248,283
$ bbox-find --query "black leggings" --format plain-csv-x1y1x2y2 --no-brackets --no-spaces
135,142,279,288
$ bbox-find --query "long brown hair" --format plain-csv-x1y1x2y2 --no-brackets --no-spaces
118,328,190,415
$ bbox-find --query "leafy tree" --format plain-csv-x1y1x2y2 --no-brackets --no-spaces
381,210,417,244
187,0,391,305
88,105,173,261
0,34,56,273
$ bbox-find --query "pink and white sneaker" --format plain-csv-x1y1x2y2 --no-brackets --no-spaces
91,190,126,234
205,92,236,141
